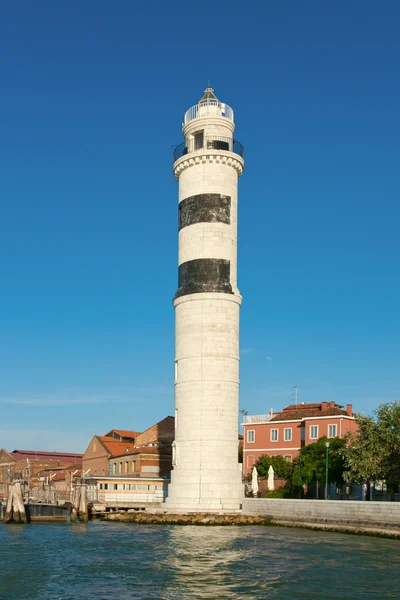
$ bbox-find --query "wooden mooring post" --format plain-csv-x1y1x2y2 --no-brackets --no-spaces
3,480,28,524
79,481,88,522
70,478,88,523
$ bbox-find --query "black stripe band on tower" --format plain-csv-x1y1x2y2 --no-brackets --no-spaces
175,258,233,299
179,194,231,231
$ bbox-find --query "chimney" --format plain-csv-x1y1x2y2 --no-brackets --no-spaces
329,401,335,408
346,404,353,416
321,402,328,412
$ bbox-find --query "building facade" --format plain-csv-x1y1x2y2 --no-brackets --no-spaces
242,402,358,474
166,88,245,511
103,429,141,442
87,476,169,508
0,449,83,500
83,417,174,478
83,435,137,477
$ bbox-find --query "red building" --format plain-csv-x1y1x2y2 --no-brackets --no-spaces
242,401,358,475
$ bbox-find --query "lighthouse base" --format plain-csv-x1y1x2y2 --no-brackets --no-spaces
164,469,244,513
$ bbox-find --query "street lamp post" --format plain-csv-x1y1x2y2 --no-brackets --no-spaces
325,442,330,500
299,456,303,499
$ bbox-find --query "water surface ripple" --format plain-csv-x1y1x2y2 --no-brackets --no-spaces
0,521,399,599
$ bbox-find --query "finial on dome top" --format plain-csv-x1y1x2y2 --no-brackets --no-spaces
199,87,218,105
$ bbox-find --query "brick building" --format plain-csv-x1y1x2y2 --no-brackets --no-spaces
31,464,82,503
108,416,174,477
83,417,175,478
0,449,83,500
103,430,141,442
242,402,358,475
109,446,172,478
135,416,174,448
82,431,138,477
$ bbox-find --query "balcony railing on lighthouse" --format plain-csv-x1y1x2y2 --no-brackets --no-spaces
184,101,234,124
173,136,244,163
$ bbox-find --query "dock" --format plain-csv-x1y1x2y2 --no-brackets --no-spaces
1,502,67,523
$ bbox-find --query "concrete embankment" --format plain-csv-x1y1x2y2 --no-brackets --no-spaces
102,512,268,526
100,499,400,538
242,498,400,538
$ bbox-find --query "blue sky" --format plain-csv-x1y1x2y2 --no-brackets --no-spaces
1,1,399,451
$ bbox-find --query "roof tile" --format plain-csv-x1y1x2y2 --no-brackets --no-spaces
98,437,136,457
270,402,350,422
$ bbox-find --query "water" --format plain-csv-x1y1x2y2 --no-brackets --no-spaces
0,521,399,599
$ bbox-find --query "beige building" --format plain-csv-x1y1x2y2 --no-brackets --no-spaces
87,475,169,508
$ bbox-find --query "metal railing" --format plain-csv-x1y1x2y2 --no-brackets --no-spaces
184,101,234,124
244,414,275,424
173,136,244,162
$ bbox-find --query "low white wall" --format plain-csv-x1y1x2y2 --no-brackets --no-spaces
242,498,400,529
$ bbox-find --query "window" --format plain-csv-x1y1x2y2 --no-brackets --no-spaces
270,429,278,442
125,461,129,473
328,424,337,438
174,361,178,381
193,131,204,150
247,430,255,443
119,462,123,474
207,139,229,151
284,455,292,462
284,428,292,441
310,425,318,439
301,426,305,441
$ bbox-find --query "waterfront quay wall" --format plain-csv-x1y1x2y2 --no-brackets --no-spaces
242,498,400,530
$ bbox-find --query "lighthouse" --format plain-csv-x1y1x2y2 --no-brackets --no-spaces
165,88,245,511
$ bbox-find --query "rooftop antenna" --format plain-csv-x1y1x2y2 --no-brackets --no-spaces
292,385,298,405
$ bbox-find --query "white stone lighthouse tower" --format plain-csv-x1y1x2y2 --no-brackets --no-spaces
165,88,244,511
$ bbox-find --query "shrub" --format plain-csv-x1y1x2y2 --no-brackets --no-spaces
263,487,291,499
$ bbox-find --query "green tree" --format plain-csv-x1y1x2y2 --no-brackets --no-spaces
253,454,293,479
291,464,303,488
238,444,243,465
295,436,346,487
343,401,400,495
342,415,382,485
376,401,400,493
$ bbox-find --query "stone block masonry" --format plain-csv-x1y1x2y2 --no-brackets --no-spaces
178,193,231,230
243,498,400,531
